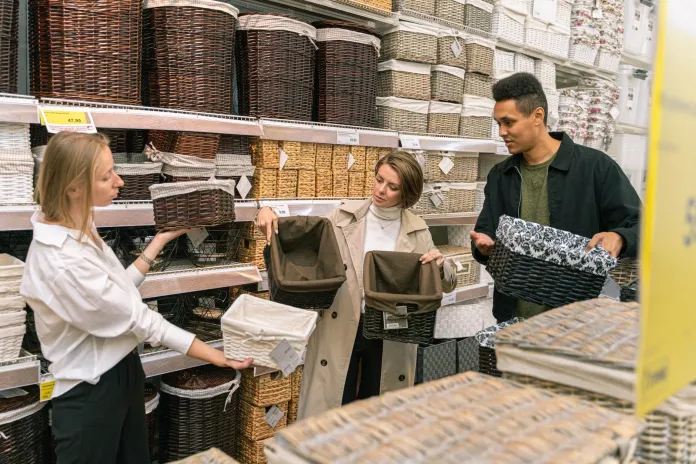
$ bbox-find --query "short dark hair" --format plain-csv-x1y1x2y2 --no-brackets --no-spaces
492,73,548,124
374,152,424,209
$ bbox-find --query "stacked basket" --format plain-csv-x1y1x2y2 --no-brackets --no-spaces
216,135,255,199
0,126,33,205
114,154,163,201
474,317,523,377
424,151,478,184
438,245,479,286
0,386,49,464
492,0,527,45
0,0,19,93
0,255,27,362
460,94,495,139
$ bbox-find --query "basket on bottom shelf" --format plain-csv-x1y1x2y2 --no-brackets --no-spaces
474,317,524,377
415,339,457,385
237,436,269,464
239,400,289,441
144,384,160,460
185,224,242,267
0,386,49,464
438,245,479,287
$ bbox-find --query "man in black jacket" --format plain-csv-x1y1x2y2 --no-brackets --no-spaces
471,73,642,322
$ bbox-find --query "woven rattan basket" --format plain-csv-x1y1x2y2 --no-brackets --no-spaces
461,95,495,139
464,37,495,76
237,14,316,121
439,244,479,286
381,22,439,64
29,0,141,103
0,386,48,464
0,0,19,93
219,135,251,158
394,0,436,15
240,370,292,407
446,182,477,214
411,184,449,215
435,0,465,24
114,155,162,201
377,60,432,101
315,170,333,197
159,366,242,462
237,436,268,464
249,169,277,199
277,170,298,199
296,170,316,198
149,131,221,160
0,149,34,204
315,144,333,170
428,101,462,135
236,237,267,269
424,152,478,182
463,72,493,99
376,97,429,133
437,31,467,69
146,147,216,182
150,180,235,231
348,171,366,197
464,0,494,33
475,317,523,377
239,401,289,441
431,66,465,103
143,0,238,113
315,22,380,126
332,170,349,198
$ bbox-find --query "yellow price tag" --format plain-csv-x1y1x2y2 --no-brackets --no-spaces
39,108,96,134
40,380,55,402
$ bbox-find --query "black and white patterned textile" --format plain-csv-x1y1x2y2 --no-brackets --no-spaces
475,317,525,348
495,215,617,276
457,337,479,373
416,339,457,384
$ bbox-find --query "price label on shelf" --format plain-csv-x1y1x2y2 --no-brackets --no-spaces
271,204,290,217
40,108,96,134
270,339,303,377
40,380,55,402
337,130,360,146
441,291,456,306
496,143,510,155
399,135,420,149
264,405,285,428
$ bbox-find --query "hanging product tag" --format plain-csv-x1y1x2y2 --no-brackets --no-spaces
40,380,55,402
415,152,426,170
399,135,421,149
383,311,409,330
270,339,303,377
455,260,465,272
592,8,603,18
610,107,620,120
451,37,463,58
337,130,360,146
264,405,285,428
40,108,97,134
429,192,443,208
439,156,455,175
186,228,209,249
236,175,252,199
279,148,289,170
347,152,356,171
442,291,456,306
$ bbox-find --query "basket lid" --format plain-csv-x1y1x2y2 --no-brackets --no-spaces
429,101,463,115
143,0,239,17
237,13,317,40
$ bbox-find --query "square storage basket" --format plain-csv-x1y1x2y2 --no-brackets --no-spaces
411,184,449,215
424,153,478,182
493,7,526,45
514,53,535,74
236,238,267,269
464,38,495,76
376,97,429,133
0,149,34,204
445,183,477,214
431,66,465,103
415,339,457,384
250,169,278,199
315,144,333,170
252,140,281,169
428,101,463,136
332,171,349,198
377,59,432,101
438,244,479,286
240,369,292,407
277,170,298,199
525,18,549,50
548,26,570,58
394,0,436,16
463,73,493,99
114,156,163,201
315,170,333,197
436,32,467,69
460,115,493,139
534,59,556,88
380,22,439,64
297,170,316,198
239,400,289,441
348,171,365,197
569,43,599,66
434,0,465,24
149,180,236,231
464,0,494,33
457,336,480,372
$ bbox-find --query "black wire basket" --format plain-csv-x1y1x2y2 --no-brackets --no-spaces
119,226,179,272
184,224,242,268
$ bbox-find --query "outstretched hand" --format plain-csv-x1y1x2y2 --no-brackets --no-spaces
470,231,495,257
586,232,624,258
256,207,279,242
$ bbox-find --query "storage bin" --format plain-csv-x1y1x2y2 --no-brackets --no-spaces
363,251,443,344
415,339,457,384
534,59,556,88
464,37,495,76
0,0,18,93
464,0,494,33
348,171,365,197
0,123,30,150
428,101,463,136
237,14,317,121
315,170,333,197
149,180,235,231
514,53,535,74
595,50,620,73
0,386,49,464
296,170,316,198
457,336,480,372
494,49,515,76
114,155,162,201
239,400,289,441
411,183,449,215
569,43,598,67
380,22,439,64
548,25,570,58
434,298,493,339
149,131,221,160
438,244,479,286
463,72,493,99
487,215,617,308
436,30,467,69
277,170,298,199
0,149,34,204
332,170,349,198
431,66,465,104
555,0,572,29
143,0,238,114
215,165,256,199
475,317,524,376
238,436,268,464
0,309,25,328
221,294,319,369
218,135,251,159
525,17,549,50
395,0,436,16
377,59,431,101
185,224,242,268
236,238,267,270
425,152,478,182
492,7,526,45
434,0,465,24
241,369,292,407
460,96,495,139
376,97,429,133
0,323,24,360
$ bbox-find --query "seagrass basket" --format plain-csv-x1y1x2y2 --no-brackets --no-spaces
239,401,289,441
315,170,333,197
250,169,277,199
394,0,436,16
376,97,429,133
428,101,462,135
237,436,268,464
461,95,495,139
424,152,478,182
431,65,465,103
150,180,236,231
0,0,18,93
332,170,349,198
380,22,439,64
278,142,312,170
437,31,467,69
438,244,479,286
348,171,365,197
277,170,298,199
240,369,292,407
315,144,333,170
464,37,495,76
464,0,494,33
297,170,316,198
435,0,465,24
463,72,493,99
235,237,267,269
411,184,449,215
377,60,432,101
114,154,162,201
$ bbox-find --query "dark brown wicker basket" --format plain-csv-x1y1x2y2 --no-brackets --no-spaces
150,181,236,232
143,1,237,114
144,384,159,461
218,134,251,157
0,0,19,93
101,129,147,154
314,21,379,126
148,131,220,160
28,0,142,104
0,386,49,464
159,365,241,462
237,14,316,121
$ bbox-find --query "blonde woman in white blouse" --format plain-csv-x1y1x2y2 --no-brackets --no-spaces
20,131,252,464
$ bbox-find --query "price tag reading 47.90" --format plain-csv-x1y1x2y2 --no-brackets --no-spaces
40,108,97,134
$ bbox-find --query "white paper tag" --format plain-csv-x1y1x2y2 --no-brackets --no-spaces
236,175,252,199
455,261,464,272
429,192,443,208
439,156,455,175
0,388,28,399
269,339,303,377
187,228,209,248
400,135,420,149
383,311,409,330
279,148,289,170
441,291,456,306
592,8,603,19
337,130,359,146
257,278,269,292
609,106,620,120
451,38,463,58
488,284,494,298
347,152,356,171
271,204,290,217
264,405,285,428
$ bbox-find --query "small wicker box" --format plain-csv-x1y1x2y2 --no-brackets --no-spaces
461,95,495,139
250,168,277,199
332,145,350,171
277,170,298,199
240,370,292,407
239,400,288,441
297,170,316,198
464,37,495,76
348,171,365,197
315,170,333,197
349,146,366,171
377,60,432,101
381,22,439,64
493,7,526,45
424,152,478,182
365,147,380,171
376,97,429,134
463,72,493,99
393,0,436,16
446,183,477,214
278,142,301,169
236,238,267,269
252,140,280,169
315,144,333,170
428,101,463,136
411,183,449,215
464,0,494,33
237,436,267,464
431,65,465,104
437,31,467,69
435,0,465,24
332,171,349,198
299,143,317,168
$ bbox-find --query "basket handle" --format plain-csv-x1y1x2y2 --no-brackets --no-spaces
223,377,241,413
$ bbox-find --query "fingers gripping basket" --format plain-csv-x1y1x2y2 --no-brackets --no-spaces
377,60,431,101
221,294,319,369
363,251,443,344
263,217,347,310
149,180,236,231
487,215,617,308
114,155,162,201
237,14,317,121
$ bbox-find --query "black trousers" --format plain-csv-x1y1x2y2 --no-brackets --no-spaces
342,317,384,405
52,352,149,464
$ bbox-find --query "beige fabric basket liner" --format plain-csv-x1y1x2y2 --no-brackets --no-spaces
149,179,235,200
144,0,239,16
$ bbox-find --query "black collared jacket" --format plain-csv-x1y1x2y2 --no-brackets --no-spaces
472,132,642,322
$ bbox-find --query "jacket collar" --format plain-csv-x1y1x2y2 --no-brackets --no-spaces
501,132,575,173
335,199,429,235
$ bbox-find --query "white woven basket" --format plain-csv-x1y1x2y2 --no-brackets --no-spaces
534,60,556,87
569,43,598,66
221,294,318,369
525,18,549,50
492,7,526,44
0,310,26,328
596,50,620,73
514,53,535,73
554,0,572,29
494,49,515,75
0,293,25,313
548,26,570,58
434,297,494,339
216,153,252,166
0,324,26,361
0,124,31,150
0,255,24,283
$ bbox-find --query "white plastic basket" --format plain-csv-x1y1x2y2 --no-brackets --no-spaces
595,50,621,73
221,294,319,369
0,324,26,361
525,18,549,50
569,43,598,66
514,53,534,73
493,7,526,45
534,60,556,88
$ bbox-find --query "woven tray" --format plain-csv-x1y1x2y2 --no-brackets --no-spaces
424,153,477,182
239,401,289,441
240,370,292,407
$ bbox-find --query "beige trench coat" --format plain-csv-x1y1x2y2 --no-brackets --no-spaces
297,199,457,420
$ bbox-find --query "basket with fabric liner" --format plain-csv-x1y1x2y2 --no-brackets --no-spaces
474,317,523,377
424,152,478,182
149,179,236,232
0,0,19,93
237,14,316,121
314,21,381,127
464,37,495,76
145,145,216,182
376,97,429,133
394,0,436,16
377,59,431,101
215,166,255,199
487,215,617,308
431,65,465,104
29,0,141,104
0,149,34,204
380,22,439,64
461,95,495,139
411,183,449,215
492,299,694,464
464,0,494,33
436,30,467,69
159,365,241,462
428,101,462,136
119,226,178,272
463,72,493,99
435,0,465,24
446,182,477,213
185,224,242,267
239,400,289,441
143,0,237,114
148,131,221,160
0,386,49,464
548,25,570,58
240,369,292,407
362,251,443,345
218,135,251,159
221,294,319,369
525,18,549,51
438,244,479,286
263,216,347,310
114,154,162,201
144,384,159,460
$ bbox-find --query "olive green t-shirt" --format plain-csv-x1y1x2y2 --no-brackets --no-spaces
515,154,557,319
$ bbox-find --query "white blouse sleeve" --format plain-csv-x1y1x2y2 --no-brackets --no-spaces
125,264,146,288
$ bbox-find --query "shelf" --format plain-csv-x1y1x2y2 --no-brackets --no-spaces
615,122,649,136
442,283,489,306
621,50,652,71
235,198,344,222
140,261,262,299
402,134,498,153
0,93,40,124
0,352,41,391
141,340,224,378
260,119,399,147
422,212,479,226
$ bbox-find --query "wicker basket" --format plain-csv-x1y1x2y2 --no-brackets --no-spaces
332,145,350,171
149,131,221,160
424,152,478,182
439,243,479,285
494,49,515,75
236,237,267,269
596,50,620,73
534,59,556,88
153,149,216,183
464,0,494,33
376,97,429,133
477,153,507,181
555,0,572,28
0,149,34,204
461,95,495,139
250,169,278,199
239,401,289,441
463,72,493,99
0,0,18,93
144,385,160,460
336,0,392,13
315,23,380,127
0,386,48,464
525,18,549,50
428,101,462,135
233,222,267,241
437,31,467,69
29,0,141,104
475,317,524,376
434,0,465,24
347,171,365,197
394,0,436,16
297,170,316,198
218,135,251,158
434,297,494,339
492,7,526,45
159,366,241,462
114,155,162,201
237,14,316,121
240,369,292,407
411,183,449,215
381,22,439,64
332,170,349,198
315,170,333,197
215,165,256,199
0,323,24,360
277,170,298,199
363,171,374,196
431,66,465,103
251,140,281,169
0,123,30,150
365,147,381,171
548,25,570,58
143,0,237,113
464,37,495,76
445,183,477,214
514,53,535,74
315,144,333,170
569,43,599,66
237,436,268,464
290,366,303,400
150,180,235,231
377,60,432,101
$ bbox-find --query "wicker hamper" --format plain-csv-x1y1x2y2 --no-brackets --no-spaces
0,0,19,93
376,97,429,133
394,0,436,16
29,0,141,104
492,6,526,45
431,66,465,104
0,149,34,204
363,251,443,344
411,183,449,215
159,366,242,462
475,317,524,377
461,96,495,139
424,152,478,182
221,294,318,369
380,22,439,64
439,244,479,287
0,386,48,464
314,22,381,127
114,155,162,201
464,37,495,76
464,0,494,33
237,14,316,121
437,30,467,69
377,60,432,101
487,215,617,308
264,217,346,309
149,180,236,231
241,369,292,407
428,101,462,135
415,339,457,384
434,297,494,339
434,0,465,24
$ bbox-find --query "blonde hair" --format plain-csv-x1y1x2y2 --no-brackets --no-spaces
374,151,424,209
36,131,110,236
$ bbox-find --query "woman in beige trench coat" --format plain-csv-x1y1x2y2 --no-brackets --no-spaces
257,152,457,420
